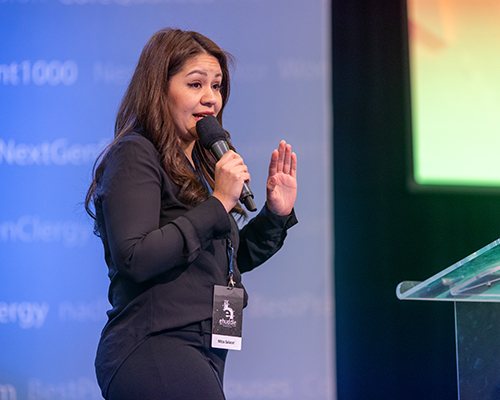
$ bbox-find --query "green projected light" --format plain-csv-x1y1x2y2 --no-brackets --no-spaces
408,0,500,188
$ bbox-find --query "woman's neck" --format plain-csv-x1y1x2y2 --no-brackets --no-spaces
180,140,196,168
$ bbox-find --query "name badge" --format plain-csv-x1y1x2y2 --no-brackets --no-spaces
212,285,244,350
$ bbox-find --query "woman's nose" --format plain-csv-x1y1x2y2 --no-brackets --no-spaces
201,87,216,106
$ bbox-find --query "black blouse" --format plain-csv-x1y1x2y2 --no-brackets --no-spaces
93,129,297,396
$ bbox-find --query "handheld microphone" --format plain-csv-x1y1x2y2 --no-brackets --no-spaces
196,115,257,212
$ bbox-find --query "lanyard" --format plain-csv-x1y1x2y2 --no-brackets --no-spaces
227,239,235,288
191,151,213,196
191,151,234,287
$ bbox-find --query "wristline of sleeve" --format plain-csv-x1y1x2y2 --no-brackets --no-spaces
261,202,298,232
172,196,232,250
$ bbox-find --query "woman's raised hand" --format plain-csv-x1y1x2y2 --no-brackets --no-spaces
266,140,297,216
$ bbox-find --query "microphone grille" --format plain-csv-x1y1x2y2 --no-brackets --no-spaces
196,115,227,149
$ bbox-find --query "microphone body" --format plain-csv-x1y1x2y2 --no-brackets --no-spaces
196,116,257,212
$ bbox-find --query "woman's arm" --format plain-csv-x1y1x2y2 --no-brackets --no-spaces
237,140,298,272
99,135,231,283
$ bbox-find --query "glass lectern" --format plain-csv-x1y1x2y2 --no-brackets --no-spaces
397,239,500,400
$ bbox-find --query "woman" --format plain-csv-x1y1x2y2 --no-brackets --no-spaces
85,28,298,400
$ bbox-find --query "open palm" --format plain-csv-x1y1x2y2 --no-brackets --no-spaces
266,140,297,216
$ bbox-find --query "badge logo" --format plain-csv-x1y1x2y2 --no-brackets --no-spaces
218,299,237,328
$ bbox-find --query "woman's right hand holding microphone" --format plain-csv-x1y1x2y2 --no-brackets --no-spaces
212,150,251,213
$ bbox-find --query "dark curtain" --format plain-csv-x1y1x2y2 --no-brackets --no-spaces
332,0,500,399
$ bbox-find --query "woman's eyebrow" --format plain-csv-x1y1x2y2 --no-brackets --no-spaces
185,70,222,78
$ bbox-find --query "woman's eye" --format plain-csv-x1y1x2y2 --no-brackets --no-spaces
213,83,222,91
188,82,201,88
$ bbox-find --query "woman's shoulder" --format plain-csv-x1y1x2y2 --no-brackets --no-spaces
98,130,163,184
107,129,159,161
116,129,157,151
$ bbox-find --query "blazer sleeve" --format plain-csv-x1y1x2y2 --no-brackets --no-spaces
98,135,231,283
236,203,298,274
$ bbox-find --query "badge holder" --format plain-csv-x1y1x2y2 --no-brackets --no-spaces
212,240,244,350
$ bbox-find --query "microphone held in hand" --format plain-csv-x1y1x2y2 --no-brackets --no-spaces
196,116,257,212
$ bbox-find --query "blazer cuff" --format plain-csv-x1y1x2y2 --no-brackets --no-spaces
262,202,298,231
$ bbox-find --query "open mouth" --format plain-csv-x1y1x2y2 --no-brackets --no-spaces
193,113,213,120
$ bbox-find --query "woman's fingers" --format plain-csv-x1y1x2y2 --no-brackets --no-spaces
213,151,250,212
270,140,294,176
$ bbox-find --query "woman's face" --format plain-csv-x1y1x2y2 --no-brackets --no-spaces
167,53,223,151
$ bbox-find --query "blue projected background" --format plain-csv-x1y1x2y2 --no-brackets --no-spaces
0,1,333,399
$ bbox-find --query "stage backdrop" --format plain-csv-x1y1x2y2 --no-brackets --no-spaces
0,1,333,399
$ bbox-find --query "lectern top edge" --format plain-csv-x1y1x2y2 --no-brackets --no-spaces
396,238,500,302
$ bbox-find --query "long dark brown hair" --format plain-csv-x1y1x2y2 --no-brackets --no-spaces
85,28,245,231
